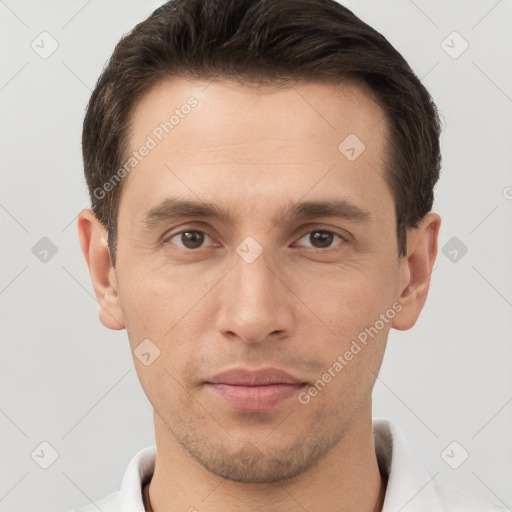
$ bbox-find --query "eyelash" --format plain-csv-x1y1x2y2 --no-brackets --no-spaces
163,227,348,251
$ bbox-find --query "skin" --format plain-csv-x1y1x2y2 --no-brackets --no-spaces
78,77,440,512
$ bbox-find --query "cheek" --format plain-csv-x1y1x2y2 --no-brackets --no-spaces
292,258,399,340
116,258,212,339
289,258,397,402
116,264,212,385
129,355,195,425
298,320,388,418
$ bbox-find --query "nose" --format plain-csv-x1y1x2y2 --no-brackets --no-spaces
215,248,295,344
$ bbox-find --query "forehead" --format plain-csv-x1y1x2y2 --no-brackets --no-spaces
127,76,387,155
120,77,391,220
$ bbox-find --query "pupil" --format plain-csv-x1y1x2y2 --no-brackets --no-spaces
182,231,204,249
311,231,333,248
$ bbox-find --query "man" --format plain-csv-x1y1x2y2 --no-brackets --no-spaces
76,0,508,511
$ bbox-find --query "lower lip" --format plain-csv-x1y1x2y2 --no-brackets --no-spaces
205,383,305,412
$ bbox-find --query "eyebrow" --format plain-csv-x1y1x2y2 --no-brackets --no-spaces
140,196,371,228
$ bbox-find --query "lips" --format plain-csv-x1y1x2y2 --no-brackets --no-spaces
205,367,306,412
207,367,303,386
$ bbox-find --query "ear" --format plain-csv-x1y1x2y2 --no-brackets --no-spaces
77,209,125,330
392,212,441,330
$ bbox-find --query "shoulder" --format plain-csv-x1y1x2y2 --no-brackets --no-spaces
373,419,509,512
70,445,155,512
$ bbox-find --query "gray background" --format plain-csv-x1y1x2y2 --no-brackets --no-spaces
1,0,511,511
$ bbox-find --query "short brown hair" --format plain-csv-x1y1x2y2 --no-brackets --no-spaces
82,0,442,266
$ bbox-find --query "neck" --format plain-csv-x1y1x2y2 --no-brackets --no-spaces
146,400,387,512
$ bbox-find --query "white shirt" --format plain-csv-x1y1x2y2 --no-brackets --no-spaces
74,419,509,512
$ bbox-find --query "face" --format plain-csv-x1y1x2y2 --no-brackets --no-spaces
81,77,436,483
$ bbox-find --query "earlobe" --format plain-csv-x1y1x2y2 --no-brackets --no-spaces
77,209,125,330
392,212,441,331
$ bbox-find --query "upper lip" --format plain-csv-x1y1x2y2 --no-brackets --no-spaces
206,367,304,386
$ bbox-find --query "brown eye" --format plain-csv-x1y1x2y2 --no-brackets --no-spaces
310,231,334,248
168,230,210,249
296,230,345,249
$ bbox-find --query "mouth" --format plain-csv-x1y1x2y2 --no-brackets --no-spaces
204,367,307,412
